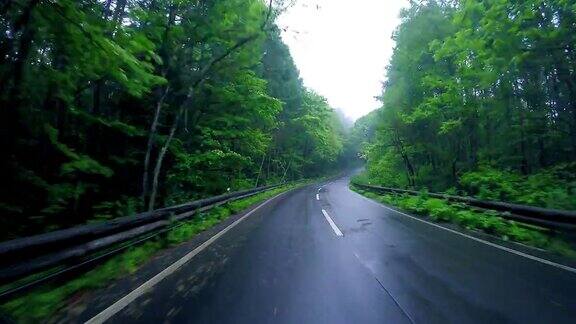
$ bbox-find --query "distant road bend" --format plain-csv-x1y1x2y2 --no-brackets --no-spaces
86,176,576,324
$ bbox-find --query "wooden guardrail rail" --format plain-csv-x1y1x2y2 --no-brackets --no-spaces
352,183,576,230
0,184,282,301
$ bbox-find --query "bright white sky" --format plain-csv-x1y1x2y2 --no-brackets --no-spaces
277,0,409,121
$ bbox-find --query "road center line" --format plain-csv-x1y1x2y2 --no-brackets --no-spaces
316,194,320,200
85,190,290,324
321,209,343,237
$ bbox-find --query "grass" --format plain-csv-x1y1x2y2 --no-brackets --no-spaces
351,186,576,259
165,186,293,245
0,184,299,323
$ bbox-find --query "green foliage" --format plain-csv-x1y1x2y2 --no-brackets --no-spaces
366,149,411,188
355,189,575,259
360,0,576,208
461,164,576,209
397,195,428,215
423,199,454,221
0,0,349,238
92,197,142,222
1,240,163,322
166,207,230,245
45,125,113,178
1,184,296,322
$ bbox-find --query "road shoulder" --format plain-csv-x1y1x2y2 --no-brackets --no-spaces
351,189,576,271
52,188,302,323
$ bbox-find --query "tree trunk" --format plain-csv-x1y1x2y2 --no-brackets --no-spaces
142,86,169,205
281,158,292,183
254,153,266,187
551,55,576,157
266,152,272,180
145,0,274,209
562,78,576,158
148,105,183,211
393,130,415,187
538,137,546,168
519,107,530,175
142,3,176,207
451,158,458,185
10,0,40,99
92,79,102,114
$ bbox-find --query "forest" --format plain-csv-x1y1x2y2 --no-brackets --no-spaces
2,1,576,321
356,0,576,210
2,0,575,242
0,0,354,240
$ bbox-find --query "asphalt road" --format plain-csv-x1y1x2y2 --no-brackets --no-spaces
100,176,576,324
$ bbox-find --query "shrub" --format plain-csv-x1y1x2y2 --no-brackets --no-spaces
356,189,576,260
460,164,576,209
454,210,481,229
398,195,427,214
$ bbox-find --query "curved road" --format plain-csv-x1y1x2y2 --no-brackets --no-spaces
94,177,576,323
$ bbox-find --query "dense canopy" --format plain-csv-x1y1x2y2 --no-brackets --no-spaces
0,0,350,239
355,0,576,209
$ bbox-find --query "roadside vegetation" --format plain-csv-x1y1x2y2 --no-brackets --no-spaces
353,163,576,211
1,0,356,320
458,165,576,210
1,183,303,322
351,185,576,259
348,0,576,210
0,0,355,240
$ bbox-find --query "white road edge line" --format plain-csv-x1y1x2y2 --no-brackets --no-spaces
354,192,576,274
316,194,320,201
85,190,290,324
321,209,343,237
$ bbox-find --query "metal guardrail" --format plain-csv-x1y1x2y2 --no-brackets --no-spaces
352,183,576,230
0,184,283,301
